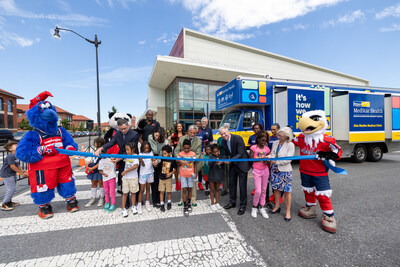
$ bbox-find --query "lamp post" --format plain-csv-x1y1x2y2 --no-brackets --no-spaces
53,26,102,137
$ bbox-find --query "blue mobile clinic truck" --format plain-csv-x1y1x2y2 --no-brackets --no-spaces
214,76,400,162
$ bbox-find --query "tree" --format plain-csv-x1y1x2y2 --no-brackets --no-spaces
60,118,71,130
71,125,77,132
109,106,117,115
94,126,99,132
19,119,33,130
78,122,85,132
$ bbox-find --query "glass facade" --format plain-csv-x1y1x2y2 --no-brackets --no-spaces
165,78,225,131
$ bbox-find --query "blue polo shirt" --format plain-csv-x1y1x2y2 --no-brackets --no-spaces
269,135,279,150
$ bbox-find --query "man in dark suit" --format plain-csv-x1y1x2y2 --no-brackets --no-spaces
220,125,250,215
94,119,139,196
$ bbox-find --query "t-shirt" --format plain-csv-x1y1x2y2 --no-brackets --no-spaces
0,153,19,178
138,119,160,142
269,135,279,150
202,155,210,175
178,151,196,178
159,159,177,180
98,158,117,182
196,126,213,150
248,134,257,146
124,158,139,179
250,145,270,170
139,152,154,175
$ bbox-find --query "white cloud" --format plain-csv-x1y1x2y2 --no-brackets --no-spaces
283,23,309,32
337,10,365,23
0,31,39,47
156,32,178,44
376,3,400,19
171,0,345,33
0,0,108,26
380,24,400,32
138,40,146,45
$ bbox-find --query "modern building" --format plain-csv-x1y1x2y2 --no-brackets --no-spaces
0,88,23,132
17,104,74,129
147,28,369,131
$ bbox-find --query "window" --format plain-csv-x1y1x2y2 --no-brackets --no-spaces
7,100,12,113
0,115,4,128
0,98,3,111
179,82,193,99
7,115,13,128
194,83,208,100
242,111,259,129
18,113,22,118
209,85,221,100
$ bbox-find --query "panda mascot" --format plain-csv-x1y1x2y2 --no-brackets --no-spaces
104,112,132,155
293,110,342,233
16,91,79,219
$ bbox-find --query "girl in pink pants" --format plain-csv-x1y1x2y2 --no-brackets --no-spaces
98,157,117,213
249,133,270,219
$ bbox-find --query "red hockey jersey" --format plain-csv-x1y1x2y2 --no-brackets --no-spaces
293,133,342,176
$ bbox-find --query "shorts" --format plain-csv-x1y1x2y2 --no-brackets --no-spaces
122,177,139,194
180,176,194,188
28,165,73,193
139,173,154,184
159,178,172,192
87,172,102,181
300,173,331,191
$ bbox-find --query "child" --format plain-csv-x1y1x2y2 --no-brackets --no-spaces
98,153,117,213
249,133,270,219
120,142,139,217
85,137,106,207
202,145,211,196
178,139,197,217
156,145,177,212
0,141,28,211
208,144,226,211
138,141,157,214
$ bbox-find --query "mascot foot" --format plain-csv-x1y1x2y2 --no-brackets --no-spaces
298,205,317,219
39,204,54,219
67,199,79,213
322,214,337,234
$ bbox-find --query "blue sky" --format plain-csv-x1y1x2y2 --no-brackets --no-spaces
0,0,399,123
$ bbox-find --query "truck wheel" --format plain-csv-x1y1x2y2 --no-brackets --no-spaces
352,144,367,163
366,145,383,162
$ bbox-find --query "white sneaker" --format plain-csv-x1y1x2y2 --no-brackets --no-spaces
215,203,222,210
85,198,96,207
137,203,143,214
259,207,269,219
211,204,217,211
145,202,152,212
121,208,128,218
131,206,138,215
97,197,105,207
251,207,258,218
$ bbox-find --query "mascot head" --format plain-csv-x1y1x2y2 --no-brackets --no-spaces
298,110,328,148
26,91,59,134
108,112,132,130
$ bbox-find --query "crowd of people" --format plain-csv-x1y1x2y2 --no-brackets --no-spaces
1,110,296,221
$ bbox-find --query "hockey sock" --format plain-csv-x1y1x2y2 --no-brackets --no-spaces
304,190,317,206
91,188,97,198
316,195,333,215
99,188,105,197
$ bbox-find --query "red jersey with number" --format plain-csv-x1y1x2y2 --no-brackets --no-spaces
28,129,71,171
292,133,342,176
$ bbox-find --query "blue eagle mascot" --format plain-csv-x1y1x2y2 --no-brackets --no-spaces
16,91,79,219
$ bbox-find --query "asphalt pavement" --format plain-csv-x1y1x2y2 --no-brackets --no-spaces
0,142,399,266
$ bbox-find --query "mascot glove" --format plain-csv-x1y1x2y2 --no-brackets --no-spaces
317,151,339,161
37,146,58,156
66,145,76,151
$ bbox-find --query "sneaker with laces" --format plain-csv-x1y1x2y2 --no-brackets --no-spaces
187,202,192,213
298,205,317,219
167,202,172,210
131,206,138,215
259,207,269,219
137,203,143,214
177,202,183,207
198,182,204,190
210,204,217,211
183,203,189,217
215,203,222,210
145,202,152,212
192,203,197,207
97,197,105,207
1,202,14,211
104,203,110,211
85,198,96,207
251,207,258,218
160,204,165,212
67,198,79,213
38,204,53,219
108,204,117,213
9,201,20,207
121,208,128,217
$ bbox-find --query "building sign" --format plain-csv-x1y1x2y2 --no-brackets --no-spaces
349,93,384,132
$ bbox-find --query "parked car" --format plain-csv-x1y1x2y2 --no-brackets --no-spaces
0,130,14,145
13,131,27,141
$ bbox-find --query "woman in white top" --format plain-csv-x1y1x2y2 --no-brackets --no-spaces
268,127,295,222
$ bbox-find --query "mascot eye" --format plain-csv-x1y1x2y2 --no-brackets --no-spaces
309,115,321,122
45,102,51,108
40,104,46,109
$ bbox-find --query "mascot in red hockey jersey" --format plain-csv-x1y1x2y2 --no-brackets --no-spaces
293,110,342,233
16,91,78,219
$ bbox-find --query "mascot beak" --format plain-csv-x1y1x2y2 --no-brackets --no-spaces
40,108,58,121
298,117,325,134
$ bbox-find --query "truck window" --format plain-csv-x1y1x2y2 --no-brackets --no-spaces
219,112,240,130
242,111,259,129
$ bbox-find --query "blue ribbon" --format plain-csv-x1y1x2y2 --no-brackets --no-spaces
56,149,347,174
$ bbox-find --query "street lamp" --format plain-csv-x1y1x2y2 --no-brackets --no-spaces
53,26,102,137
